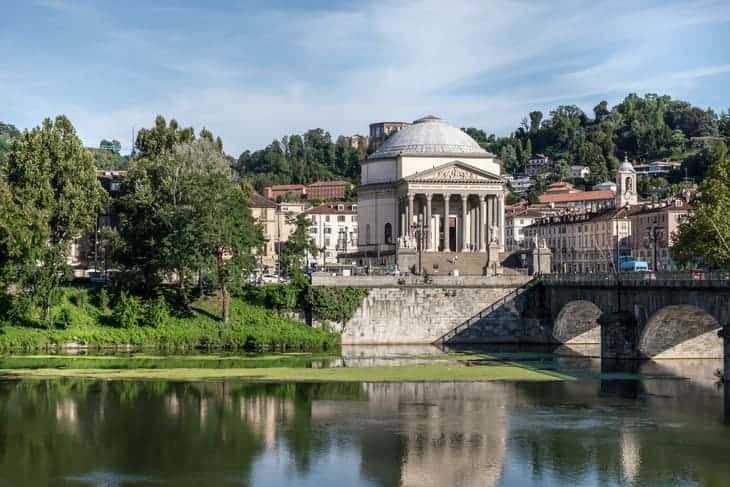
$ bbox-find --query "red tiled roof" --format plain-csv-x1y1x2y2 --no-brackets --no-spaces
304,202,357,215
539,190,615,204
266,184,306,190
307,180,350,187
249,192,277,208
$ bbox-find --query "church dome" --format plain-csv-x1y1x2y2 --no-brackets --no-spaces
619,155,635,172
369,115,490,159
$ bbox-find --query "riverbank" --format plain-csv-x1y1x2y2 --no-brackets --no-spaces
0,289,338,352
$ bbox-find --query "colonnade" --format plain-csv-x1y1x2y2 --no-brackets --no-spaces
397,192,504,252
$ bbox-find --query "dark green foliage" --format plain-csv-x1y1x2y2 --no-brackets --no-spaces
305,287,368,325
142,295,169,328
672,141,730,268
491,94,723,187
113,292,141,328
236,130,365,192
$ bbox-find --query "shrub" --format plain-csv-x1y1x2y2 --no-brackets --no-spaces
305,287,367,324
97,288,110,311
113,292,141,328
142,295,169,328
71,290,87,309
54,306,73,329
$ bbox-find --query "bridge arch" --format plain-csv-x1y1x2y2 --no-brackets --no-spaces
639,305,723,359
553,300,603,344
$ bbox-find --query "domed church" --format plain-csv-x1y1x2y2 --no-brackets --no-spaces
356,116,508,273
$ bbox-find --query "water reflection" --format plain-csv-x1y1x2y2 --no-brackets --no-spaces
0,366,728,487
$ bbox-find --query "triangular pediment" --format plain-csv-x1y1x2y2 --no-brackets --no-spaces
404,161,503,183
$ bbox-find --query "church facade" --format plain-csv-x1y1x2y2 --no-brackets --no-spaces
356,116,508,269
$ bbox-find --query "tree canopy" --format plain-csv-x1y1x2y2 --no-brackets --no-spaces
0,116,106,323
672,140,730,269
236,130,365,193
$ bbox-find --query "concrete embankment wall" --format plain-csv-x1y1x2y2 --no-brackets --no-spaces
312,275,536,345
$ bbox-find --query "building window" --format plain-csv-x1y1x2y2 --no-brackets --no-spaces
325,238,330,247
384,222,393,244
324,227,332,234
365,224,371,244
325,216,330,222
352,215,357,222
338,215,345,222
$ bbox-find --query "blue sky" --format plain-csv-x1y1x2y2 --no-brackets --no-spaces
1,0,729,155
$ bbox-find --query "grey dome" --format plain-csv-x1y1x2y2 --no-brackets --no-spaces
369,115,489,159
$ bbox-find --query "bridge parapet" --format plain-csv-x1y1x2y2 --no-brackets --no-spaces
542,272,730,289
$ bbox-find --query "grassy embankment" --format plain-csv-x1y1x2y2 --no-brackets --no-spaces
0,288,338,353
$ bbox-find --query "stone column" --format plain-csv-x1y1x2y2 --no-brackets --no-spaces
444,194,451,251
498,192,505,249
425,193,433,251
461,194,469,252
479,196,487,252
407,193,414,238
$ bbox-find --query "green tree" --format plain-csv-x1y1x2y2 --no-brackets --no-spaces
114,135,231,306
280,214,317,274
0,116,105,324
194,176,262,323
672,141,730,268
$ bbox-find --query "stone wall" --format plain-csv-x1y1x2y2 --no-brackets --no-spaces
336,280,534,344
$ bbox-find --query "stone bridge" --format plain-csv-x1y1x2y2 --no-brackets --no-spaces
538,273,729,363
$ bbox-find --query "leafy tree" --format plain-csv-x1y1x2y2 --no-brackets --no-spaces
672,141,730,268
114,134,231,306
0,116,105,324
89,147,129,170
0,122,20,166
133,115,195,160
280,214,317,274
193,175,262,323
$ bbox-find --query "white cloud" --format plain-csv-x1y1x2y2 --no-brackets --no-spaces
10,0,730,155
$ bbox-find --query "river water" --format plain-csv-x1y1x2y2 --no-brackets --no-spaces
0,347,728,487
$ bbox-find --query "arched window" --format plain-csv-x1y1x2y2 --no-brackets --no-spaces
384,223,393,244
625,176,633,192
365,224,371,244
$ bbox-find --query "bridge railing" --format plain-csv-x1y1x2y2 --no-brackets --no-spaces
542,271,730,287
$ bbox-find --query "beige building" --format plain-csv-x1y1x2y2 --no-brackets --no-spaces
629,193,692,271
522,158,638,273
249,193,308,269
249,193,279,267
504,205,544,252
357,116,508,267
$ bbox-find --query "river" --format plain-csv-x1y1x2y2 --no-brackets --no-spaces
0,346,728,486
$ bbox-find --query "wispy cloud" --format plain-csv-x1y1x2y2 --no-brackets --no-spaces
4,0,730,154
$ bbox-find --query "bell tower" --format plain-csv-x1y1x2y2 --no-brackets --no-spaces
616,155,637,207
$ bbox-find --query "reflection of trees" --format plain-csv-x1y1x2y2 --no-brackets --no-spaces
0,379,365,486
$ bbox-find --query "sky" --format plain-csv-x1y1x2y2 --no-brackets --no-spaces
1,0,730,156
